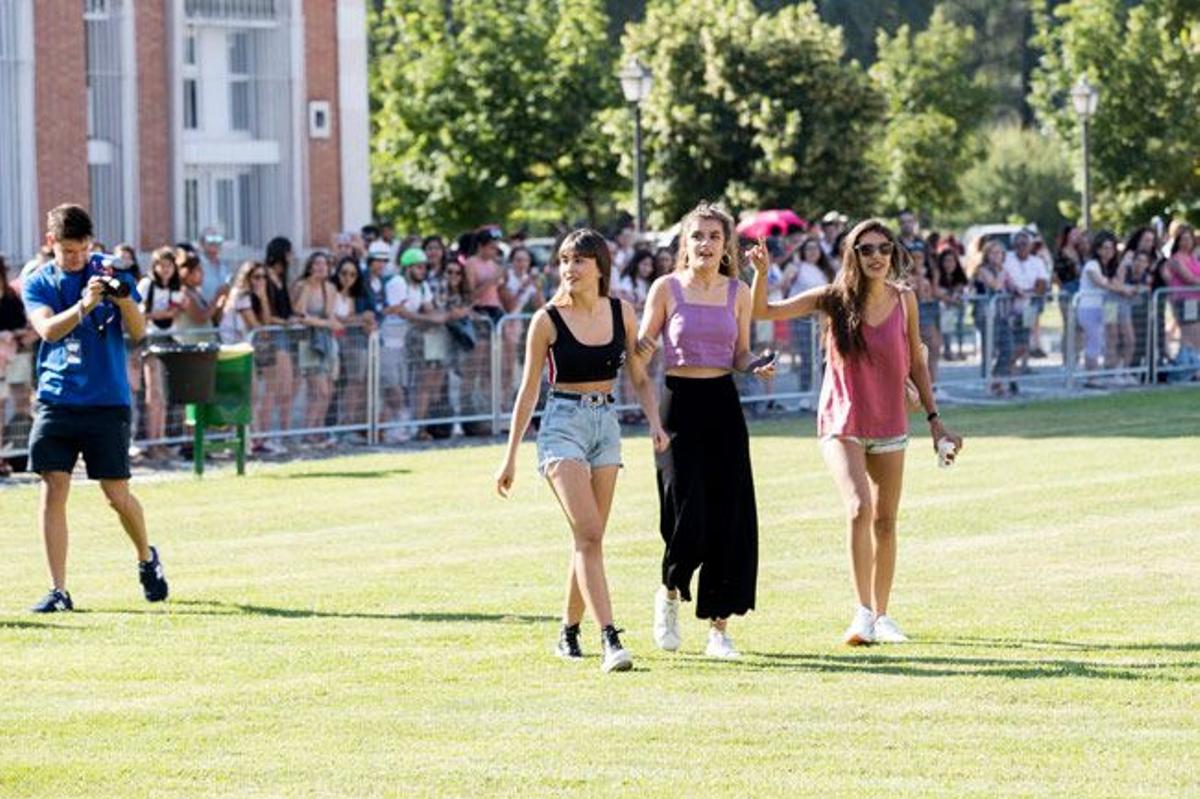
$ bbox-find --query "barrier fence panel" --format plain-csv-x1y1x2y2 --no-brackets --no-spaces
1067,289,1157,388
373,315,498,443
739,313,822,411
1152,287,1200,383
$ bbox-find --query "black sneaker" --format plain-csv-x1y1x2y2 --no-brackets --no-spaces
600,625,633,673
31,588,73,613
139,546,169,602
556,623,583,660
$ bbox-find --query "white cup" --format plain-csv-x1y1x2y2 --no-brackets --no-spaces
937,437,956,468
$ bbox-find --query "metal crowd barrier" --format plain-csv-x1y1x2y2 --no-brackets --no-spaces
3,293,1199,469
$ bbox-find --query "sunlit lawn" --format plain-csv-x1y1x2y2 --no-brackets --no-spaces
1,388,1198,797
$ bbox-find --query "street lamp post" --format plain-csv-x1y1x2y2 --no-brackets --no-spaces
618,58,653,233
1070,76,1100,231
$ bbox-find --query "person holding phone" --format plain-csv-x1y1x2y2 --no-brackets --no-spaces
495,228,667,674
636,202,775,660
750,219,962,645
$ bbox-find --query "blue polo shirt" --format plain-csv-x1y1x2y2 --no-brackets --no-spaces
22,259,141,407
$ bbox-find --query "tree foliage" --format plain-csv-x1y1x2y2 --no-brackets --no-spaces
947,124,1074,238
370,0,621,232
1030,0,1200,228
620,0,884,227
869,5,992,218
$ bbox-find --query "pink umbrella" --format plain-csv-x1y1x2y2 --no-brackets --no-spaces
736,209,808,239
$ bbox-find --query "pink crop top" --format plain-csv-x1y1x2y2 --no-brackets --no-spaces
661,275,738,369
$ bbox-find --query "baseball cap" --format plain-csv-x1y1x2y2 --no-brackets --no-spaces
400,248,428,268
477,226,503,242
366,241,392,261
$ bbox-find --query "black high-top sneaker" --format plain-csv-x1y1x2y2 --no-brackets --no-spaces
556,623,583,660
600,625,632,673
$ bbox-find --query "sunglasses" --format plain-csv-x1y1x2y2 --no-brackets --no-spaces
854,242,895,257
446,269,463,276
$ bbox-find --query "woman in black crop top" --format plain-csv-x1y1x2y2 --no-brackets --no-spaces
495,228,668,674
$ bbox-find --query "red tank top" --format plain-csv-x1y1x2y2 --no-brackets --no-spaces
818,288,911,439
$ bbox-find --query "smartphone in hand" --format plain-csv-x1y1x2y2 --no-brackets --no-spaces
746,350,777,371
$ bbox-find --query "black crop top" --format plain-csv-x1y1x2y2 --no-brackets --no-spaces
546,298,626,384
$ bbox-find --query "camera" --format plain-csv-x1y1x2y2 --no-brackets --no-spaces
87,253,132,299
98,274,131,299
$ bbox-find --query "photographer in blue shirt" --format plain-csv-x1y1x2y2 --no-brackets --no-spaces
22,204,168,612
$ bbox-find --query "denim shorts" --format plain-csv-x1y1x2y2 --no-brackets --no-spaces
822,433,909,455
536,392,622,476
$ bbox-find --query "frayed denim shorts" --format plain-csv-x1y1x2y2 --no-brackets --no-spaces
536,392,623,476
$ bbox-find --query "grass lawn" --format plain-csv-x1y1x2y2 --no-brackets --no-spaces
1,388,1198,797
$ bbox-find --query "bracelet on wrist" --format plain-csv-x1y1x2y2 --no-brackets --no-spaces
926,411,940,423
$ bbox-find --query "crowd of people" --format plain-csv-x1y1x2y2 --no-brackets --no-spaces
2,207,1199,474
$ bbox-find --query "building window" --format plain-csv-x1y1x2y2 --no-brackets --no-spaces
184,30,196,66
184,178,199,242
183,78,199,130
84,0,129,245
228,31,251,132
0,0,35,260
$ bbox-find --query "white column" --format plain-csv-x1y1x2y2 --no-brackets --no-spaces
289,3,308,248
17,0,38,255
336,0,371,231
120,0,139,247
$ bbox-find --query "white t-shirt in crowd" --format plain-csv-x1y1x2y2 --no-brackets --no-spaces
786,262,829,298
383,278,431,348
137,277,184,333
1003,251,1050,292
617,275,651,309
1077,260,1107,309
505,272,540,313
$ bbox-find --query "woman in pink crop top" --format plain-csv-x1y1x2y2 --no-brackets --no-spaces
636,202,776,660
1165,225,1200,349
751,219,963,646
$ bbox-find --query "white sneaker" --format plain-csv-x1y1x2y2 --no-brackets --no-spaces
873,613,909,643
652,587,682,651
843,605,876,646
261,438,287,455
705,628,740,659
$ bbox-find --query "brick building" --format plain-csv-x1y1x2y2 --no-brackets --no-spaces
0,0,371,262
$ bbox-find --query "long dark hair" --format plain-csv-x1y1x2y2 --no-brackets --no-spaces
1092,230,1121,278
264,236,292,273
0,255,11,297
817,219,910,359
622,248,656,285
332,255,365,299
798,236,835,282
550,228,611,306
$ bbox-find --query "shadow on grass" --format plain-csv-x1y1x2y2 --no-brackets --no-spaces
745,651,1197,681
0,620,84,630
83,600,555,624
266,468,412,480
922,636,1200,654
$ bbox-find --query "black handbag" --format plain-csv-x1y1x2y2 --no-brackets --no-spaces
445,318,476,351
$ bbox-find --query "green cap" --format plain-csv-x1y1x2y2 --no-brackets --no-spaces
400,248,428,268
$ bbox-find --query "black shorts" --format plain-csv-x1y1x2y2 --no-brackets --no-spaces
29,404,132,480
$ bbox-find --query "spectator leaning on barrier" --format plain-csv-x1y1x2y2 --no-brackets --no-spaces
137,246,183,460
331,255,374,434
935,245,969,361
1165,225,1200,351
1077,231,1141,387
295,252,342,443
20,203,168,613
973,240,1018,397
1003,231,1051,365
198,228,233,307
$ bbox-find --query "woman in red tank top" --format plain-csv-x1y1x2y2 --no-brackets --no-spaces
751,219,963,646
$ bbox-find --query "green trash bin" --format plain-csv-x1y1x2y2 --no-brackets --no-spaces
184,343,254,476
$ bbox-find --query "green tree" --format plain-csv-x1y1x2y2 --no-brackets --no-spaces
622,0,884,227
869,5,992,218
1030,0,1200,228
370,0,621,232
947,124,1074,238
